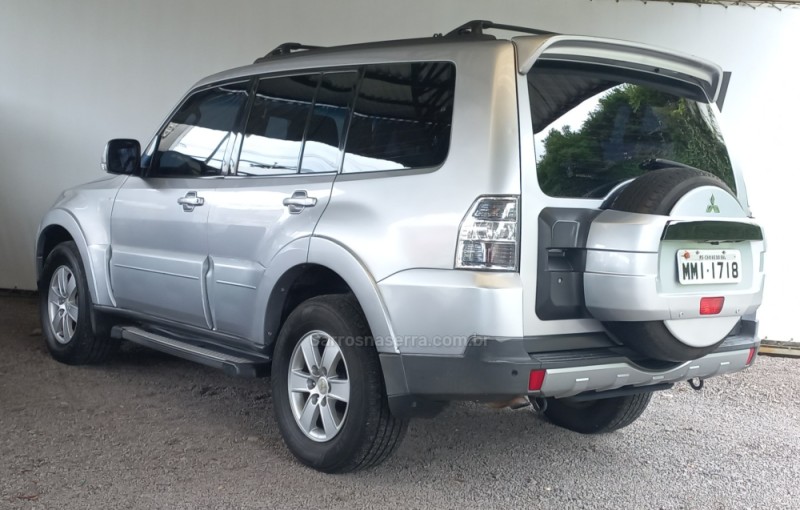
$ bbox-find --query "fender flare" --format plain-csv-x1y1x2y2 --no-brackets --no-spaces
37,209,101,304
308,236,399,354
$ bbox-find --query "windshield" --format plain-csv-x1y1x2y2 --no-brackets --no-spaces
528,61,735,198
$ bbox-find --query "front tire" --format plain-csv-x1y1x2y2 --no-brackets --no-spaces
272,294,407,473
544,393,652,434
39,241,116,365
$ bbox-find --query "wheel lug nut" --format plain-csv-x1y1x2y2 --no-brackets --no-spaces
320,397,327,407
307,379,315,390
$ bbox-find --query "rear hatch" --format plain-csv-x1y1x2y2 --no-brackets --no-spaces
514,35,765,345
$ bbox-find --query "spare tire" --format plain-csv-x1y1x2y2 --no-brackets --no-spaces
601,167,737,362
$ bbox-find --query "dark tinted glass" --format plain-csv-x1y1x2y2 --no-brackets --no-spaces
301,72,358,173
343,62,456,173
529,63,736,198
150,83,248,177
238,74,319,176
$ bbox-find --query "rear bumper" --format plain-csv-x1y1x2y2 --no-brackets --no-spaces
382,320,758,418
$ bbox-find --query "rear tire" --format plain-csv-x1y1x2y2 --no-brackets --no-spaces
39,241,117,365
544,393,652,434
272,294,408,473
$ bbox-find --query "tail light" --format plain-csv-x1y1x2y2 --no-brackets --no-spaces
455,196,519,271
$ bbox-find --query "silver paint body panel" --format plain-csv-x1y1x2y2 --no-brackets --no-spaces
110,176,216,328
205,174,335,341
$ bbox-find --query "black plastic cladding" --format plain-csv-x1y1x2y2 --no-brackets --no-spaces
536,208,601,320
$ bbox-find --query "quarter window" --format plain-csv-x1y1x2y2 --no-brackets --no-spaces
149,83,248,177
342,62,456,173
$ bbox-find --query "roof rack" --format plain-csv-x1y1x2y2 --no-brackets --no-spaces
254,42,324,63
252,21,556,64
443,20,555,38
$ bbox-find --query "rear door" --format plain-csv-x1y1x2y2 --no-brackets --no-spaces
205,71,359,343
513,37,745,337
110,82,248,328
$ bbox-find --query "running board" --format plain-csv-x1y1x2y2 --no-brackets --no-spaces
111,326,270,377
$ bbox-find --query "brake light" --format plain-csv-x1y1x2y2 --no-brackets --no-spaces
455,196,519,271
699,296,725,315
529,369,546,391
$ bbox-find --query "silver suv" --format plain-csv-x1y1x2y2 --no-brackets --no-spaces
36,21,765,473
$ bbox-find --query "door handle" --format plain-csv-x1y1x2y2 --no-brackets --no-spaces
178,191,205,212
283,190,317,214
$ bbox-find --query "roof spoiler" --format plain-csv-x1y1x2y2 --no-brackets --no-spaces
514,35,724,103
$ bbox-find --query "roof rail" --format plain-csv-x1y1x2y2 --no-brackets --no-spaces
444,20,555,38
252,21,555,64
254,42,324,63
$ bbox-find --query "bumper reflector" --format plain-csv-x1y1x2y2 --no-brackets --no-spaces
529,369,546,391
746,347,756,365
699,296,725,315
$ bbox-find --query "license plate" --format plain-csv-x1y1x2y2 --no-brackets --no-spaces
677,249,741,285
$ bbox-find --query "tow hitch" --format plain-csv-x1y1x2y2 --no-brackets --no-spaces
688,377,705,391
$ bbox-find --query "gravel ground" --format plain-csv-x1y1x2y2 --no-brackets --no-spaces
1,294,798,510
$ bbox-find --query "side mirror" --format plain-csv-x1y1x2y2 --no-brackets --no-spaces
102,139,141,175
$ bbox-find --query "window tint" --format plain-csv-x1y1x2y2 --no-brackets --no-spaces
343,62,456,173
150,83,248,177
238,75,319,176
529,63,736,198
301,72,358,173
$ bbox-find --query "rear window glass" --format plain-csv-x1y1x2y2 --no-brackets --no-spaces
529,62,736,198
342,62,456,173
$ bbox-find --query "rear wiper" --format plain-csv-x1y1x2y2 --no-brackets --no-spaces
640,158,701,172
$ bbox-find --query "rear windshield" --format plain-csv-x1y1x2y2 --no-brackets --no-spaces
528,61,736,198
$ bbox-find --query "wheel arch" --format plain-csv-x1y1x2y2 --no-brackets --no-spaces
264,263,352,349
36,210,100,304
266,236,399,355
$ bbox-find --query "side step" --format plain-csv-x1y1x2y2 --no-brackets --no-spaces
111,326,270,377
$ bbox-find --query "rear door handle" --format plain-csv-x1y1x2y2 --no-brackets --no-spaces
283,190,317,214
178,191,205,212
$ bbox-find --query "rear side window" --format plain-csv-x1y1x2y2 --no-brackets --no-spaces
150,83,248,177
301,72,359,173
342,62,456,173
238,74,319,176
528,62,736,198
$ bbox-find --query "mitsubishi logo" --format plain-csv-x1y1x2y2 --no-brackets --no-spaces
706,194,720,214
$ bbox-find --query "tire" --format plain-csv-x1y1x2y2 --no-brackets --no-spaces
544,393,652,434
39,241,117,364
272,294,408,473
602,167,735,362
606,167,734,215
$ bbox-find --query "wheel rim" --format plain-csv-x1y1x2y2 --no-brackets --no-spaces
287,330,350,442
47,266,79,345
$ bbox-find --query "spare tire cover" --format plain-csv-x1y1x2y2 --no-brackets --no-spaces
600,167,740,362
